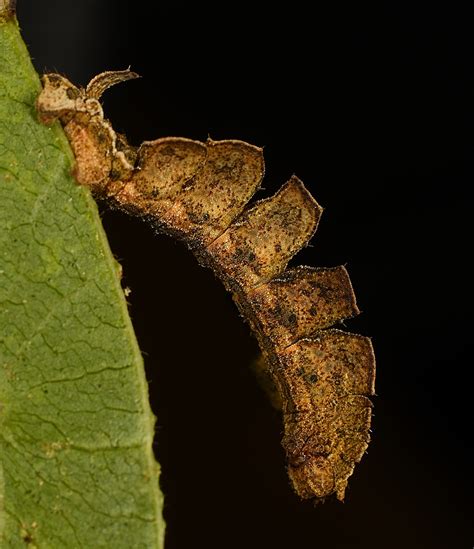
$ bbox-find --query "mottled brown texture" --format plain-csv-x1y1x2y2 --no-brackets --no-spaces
113,138,264,247
278,331,375,500
207,176,322,288
64,116,113,189
108,137,208,215
36,71,376,502
242,266,359,349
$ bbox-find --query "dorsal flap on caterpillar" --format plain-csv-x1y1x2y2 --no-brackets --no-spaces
111,137,208,213
279,331,375,405
113,138,264,245
277,330,375,500
168,139,264,246
206,176,323,288
242,265,360,349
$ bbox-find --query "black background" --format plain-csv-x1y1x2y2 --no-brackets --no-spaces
18,2,473,548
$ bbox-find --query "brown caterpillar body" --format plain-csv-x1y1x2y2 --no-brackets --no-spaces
36,70,375,501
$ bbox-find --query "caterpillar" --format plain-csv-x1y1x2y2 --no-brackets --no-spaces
36,70,376,502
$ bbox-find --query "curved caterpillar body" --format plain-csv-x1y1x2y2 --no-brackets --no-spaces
36,70,376,501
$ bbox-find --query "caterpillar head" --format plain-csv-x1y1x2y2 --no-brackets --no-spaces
37,70,139,125
36,73,89,125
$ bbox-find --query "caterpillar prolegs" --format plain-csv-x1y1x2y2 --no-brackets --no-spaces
36,70,376,502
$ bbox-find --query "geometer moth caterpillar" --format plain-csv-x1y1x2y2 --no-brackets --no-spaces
36,70,376,502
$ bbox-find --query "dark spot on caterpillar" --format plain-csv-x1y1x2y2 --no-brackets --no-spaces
288,313,297,325
182,178,195,191
36,70,376,503
66,87,80,100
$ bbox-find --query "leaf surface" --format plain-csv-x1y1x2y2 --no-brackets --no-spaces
0,14,164,548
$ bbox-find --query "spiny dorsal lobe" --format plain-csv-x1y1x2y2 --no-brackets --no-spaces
206,176,322,288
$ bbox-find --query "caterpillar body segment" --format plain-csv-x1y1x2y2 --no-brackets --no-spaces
239,265,360,350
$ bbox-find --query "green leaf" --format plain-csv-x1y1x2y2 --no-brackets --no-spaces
0,14,165,548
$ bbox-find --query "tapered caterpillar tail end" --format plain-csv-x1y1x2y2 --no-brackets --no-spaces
280,332,376,501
